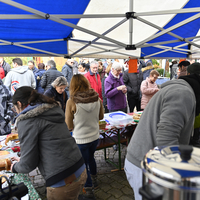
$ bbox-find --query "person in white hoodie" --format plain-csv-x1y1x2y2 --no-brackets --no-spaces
65,74,104,199
4,58,36,94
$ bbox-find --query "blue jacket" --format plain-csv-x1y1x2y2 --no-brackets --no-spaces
35,69,46,94
104,72,127,111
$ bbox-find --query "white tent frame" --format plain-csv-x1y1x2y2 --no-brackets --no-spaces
0,0,200,58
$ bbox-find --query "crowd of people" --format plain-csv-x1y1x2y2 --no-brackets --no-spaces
0,56,199,200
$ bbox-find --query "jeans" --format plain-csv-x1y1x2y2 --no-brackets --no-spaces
124,158,142,200
77,139,99,187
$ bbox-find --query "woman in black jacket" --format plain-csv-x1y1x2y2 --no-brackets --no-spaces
11,86,86,200
44,76,68,112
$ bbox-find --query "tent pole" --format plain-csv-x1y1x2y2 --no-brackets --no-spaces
135,13,200,48
0,39,63,57
143,48,187,58
1,0,127,48
69,39,119,47
129,0,133,45
0,39,64,46
70,18,128,57
141,39,181,48
136,16,200,49
0,14,126,20
135,7,200,17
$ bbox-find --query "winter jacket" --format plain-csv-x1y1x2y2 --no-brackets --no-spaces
126,78,197,168
0,67,5,79
12,103,84,187
0,79,13,135
140,77,159,109
40,67,63,92
141,65,154,80
62,64,73,89
123,69,143,100
84,69,103,100
104,72,127,111
98,66,106,81
170,63,178,80
1,61,11,76
102,74,108,106
35,69,46,94
4,66,36,94
44,86,68,112
65,89,104,144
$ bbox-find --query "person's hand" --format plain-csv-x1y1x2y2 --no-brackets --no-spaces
122,87,127,94
11,156,20,162
10,163,15,172
117,85,126,90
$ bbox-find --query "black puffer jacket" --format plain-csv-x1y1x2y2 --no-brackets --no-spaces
13,103,84,187
40,67,63,91
123,69,143,99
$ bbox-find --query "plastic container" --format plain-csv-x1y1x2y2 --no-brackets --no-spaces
104,111,133,125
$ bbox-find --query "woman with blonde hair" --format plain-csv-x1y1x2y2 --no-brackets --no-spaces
65,74,104,199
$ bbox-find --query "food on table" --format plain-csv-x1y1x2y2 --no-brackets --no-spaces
133,113,142,121
99,120,106,125
0,174,8,183
5,133,19,145
0,151,10,156
0,158,11,171
99,120,106,129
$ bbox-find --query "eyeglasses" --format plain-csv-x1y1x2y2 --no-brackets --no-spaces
152,76,158,79
115,69,122,72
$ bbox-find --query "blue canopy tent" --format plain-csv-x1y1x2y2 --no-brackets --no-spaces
1,0,200,59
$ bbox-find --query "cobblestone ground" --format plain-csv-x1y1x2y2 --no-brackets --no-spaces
35,145,135,200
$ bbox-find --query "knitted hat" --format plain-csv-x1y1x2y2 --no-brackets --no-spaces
51,76,68,87
187,63,200,75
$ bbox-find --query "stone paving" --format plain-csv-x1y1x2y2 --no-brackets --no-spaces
35,144,135,200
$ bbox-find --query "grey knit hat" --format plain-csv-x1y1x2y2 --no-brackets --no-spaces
187,62,200,75
51,76,68,87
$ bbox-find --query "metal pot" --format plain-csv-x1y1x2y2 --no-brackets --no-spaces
139,145,200,200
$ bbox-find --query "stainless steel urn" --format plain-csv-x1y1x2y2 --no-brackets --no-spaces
140,145,200,200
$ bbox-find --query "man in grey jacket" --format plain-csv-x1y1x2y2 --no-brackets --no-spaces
125,63,200,200
62,59,74,97
4,58,36,94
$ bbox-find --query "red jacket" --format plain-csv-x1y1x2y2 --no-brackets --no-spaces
0,67,5,79
85,70,103,100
